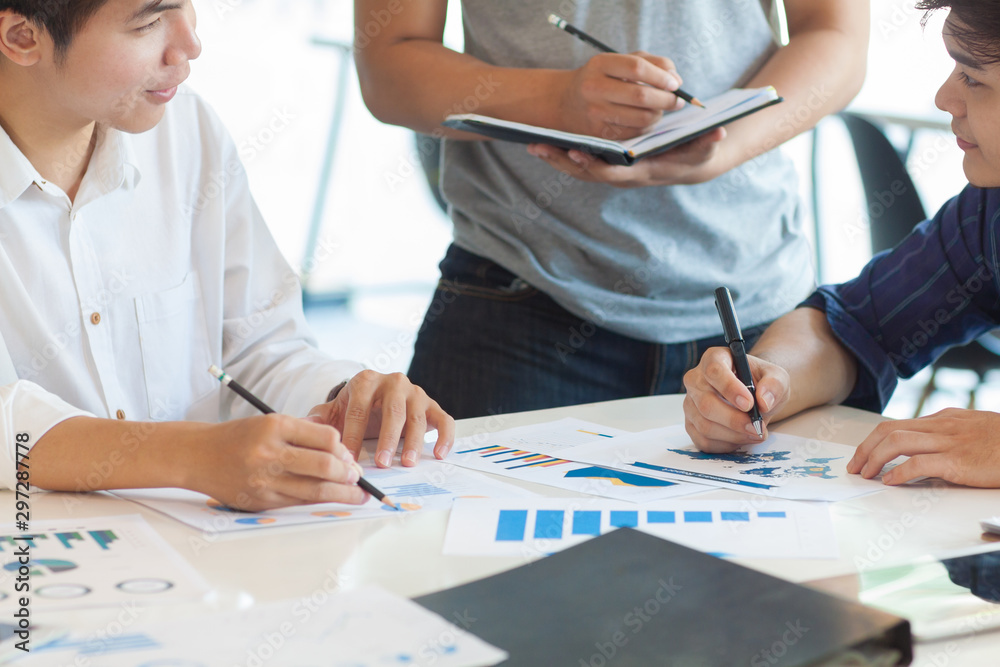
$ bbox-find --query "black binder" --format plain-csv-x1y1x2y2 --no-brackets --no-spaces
416,528,912,666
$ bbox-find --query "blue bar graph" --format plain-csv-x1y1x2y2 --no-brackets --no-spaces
572,511,601,536
56,532,84,549
609,511,638,528
88,530,118,550
495,510,528,541
534,510,564,539
487,506,795,548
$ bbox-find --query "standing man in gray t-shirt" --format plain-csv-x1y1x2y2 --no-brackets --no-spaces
355,1,869,419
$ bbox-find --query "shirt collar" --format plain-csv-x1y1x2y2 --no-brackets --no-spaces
84,125,143,195
0,122,38,210
0,122,142,211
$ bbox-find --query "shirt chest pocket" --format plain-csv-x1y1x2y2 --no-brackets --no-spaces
134,271,216,419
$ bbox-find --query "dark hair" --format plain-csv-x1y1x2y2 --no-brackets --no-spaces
0,0,110,59
917,0,1000,64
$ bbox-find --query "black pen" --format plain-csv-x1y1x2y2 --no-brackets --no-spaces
713,287,764,438
208,365,398,509
548,13,706,109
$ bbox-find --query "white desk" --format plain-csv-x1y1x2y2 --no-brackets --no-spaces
6,396,999,665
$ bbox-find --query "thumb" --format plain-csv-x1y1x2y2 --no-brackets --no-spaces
749,360,788,414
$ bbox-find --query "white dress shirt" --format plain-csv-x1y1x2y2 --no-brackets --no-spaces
0,88,362,489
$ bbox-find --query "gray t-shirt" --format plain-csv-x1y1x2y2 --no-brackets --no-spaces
441,0,815,344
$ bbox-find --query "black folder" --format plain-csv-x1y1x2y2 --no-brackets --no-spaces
416,528,911,666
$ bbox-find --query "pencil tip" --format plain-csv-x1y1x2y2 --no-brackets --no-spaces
548,13,565,27
754,421,764,438
693,98,707,109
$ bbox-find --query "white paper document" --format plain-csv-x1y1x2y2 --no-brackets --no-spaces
115,458,535,533
448,418,708,502
560,425,887,501
28,585,507,666
0,515,208,612
444,498,838,560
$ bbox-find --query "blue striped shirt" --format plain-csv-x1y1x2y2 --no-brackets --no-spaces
801,185,1000,412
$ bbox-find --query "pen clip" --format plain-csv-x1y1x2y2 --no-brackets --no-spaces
714,286,744,345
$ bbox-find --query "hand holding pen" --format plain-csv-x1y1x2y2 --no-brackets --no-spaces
549,14,705,110
527,14,725,186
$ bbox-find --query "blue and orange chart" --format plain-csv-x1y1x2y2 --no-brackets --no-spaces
560,425,887,502
113,461,534,533
450,419,707,502
444,498,837,559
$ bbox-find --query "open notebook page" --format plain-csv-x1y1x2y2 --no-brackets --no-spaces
622,87,777,152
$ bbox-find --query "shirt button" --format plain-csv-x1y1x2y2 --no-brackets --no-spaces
116,409,126,420
90,312,101,325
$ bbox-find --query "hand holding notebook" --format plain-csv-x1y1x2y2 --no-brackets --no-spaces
444,86,782,166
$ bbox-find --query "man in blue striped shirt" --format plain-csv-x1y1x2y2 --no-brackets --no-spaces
683,0,1000,488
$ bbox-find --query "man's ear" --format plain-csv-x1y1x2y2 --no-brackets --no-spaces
0,12,44,67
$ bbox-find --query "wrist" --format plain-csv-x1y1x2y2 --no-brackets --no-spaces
168,422,217,493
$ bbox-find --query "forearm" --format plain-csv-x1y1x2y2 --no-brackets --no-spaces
750,308,859,419
356,39,567,137
29,417,206,492
713,8,869,173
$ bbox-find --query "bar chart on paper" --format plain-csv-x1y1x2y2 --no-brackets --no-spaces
443,498,837,559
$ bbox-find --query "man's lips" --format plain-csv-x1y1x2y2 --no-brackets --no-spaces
957,136,977,150
953,125,977,150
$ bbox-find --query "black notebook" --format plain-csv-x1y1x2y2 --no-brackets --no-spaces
443,87,782,166
416,528,911,667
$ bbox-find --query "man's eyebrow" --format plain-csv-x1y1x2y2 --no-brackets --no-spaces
947,46,986,71
128,0,181,23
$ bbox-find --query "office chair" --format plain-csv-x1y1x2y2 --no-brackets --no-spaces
826,111,1000,415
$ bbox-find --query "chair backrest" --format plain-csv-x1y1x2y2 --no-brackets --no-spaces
837,112,928,253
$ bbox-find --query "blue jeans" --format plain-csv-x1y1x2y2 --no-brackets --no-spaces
408,245,769,419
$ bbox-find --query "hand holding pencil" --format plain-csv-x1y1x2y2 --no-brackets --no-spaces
544,13,702,142
549,14,705,109
209,366,400,510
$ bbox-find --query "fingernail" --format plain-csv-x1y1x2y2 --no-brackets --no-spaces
346,466,359,484
745,423,758,435
665,74,680,90
376,451,391,467
569,152,585,165
403,451,418,466
760,391,775,411
340,449,353,464
736,396,751,411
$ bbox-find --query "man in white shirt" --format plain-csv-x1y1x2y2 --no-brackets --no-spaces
0,0,454,511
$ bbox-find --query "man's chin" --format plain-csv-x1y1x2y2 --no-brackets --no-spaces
108,106,168,135
963,158,1000,190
